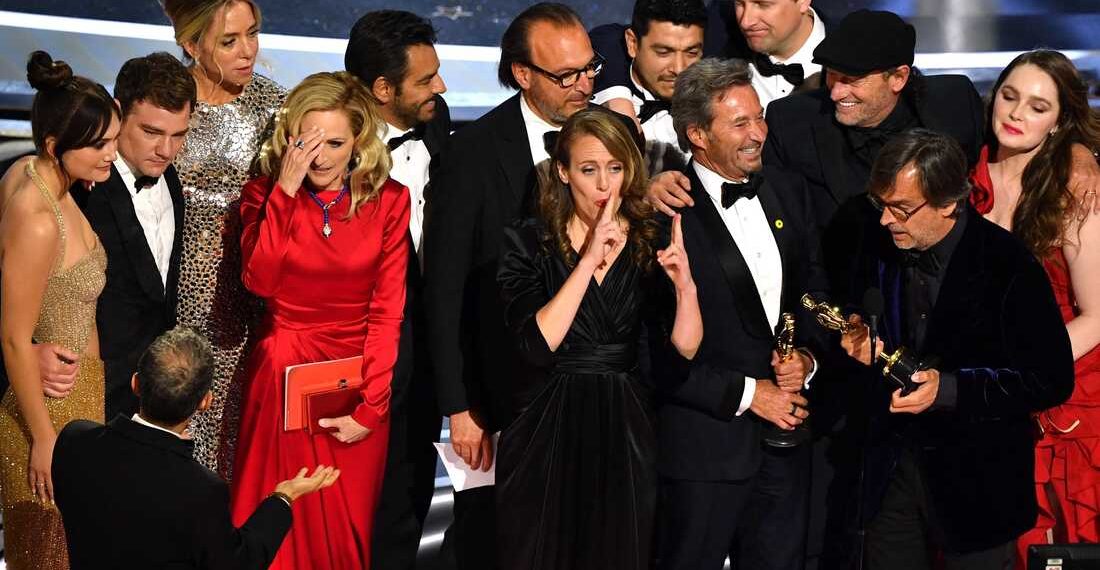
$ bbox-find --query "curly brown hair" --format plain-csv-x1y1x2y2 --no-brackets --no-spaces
986,49,1100,257
538,107,659,271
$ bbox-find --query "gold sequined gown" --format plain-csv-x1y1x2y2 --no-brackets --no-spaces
0,162,106,570
174,73,285,475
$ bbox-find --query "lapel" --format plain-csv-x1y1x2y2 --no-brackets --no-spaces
876,255,904,350
490,94,538,214
923,212,984,354
809,102,854,210
164,166,184,315
686,164,773,340
754,170,795,311
422,94,452,158
103,165,166,303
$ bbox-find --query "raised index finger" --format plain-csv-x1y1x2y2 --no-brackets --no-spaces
671,213,683,245
600,193,619,224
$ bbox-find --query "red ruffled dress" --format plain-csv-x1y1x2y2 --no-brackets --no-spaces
229,176,409,569
971,146,1100,562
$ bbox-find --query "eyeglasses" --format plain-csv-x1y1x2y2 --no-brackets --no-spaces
524,53,605,88
867,194,928,223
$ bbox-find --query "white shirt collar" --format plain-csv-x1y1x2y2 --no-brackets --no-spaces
629,64,657,102
773,7,826,67
519,93,559,134
131,413,186,439
693,160,751,203
381,121,413,144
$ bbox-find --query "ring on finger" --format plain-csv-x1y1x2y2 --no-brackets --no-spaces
790,404,797,415
294,139,305,150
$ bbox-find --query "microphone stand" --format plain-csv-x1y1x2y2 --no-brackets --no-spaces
854,315,878,570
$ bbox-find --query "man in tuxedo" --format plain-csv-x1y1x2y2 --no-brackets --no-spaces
53,327,339,569
345,10,448,570
656,56,828,570
70,52,190,420
628,0,827,214
589,0,707,174
422,3,615,567
837,129,1074,569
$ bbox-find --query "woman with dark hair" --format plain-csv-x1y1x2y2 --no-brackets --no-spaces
496,107,702,569
230,71,406,569
968,49,1100,562
161,0,286,475
0,50,118,570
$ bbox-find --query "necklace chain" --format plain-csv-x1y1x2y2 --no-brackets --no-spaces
305,185,349,238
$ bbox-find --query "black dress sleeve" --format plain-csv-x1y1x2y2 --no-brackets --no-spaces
497,221,555,369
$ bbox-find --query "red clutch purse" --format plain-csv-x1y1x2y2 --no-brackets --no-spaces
284,356,363,432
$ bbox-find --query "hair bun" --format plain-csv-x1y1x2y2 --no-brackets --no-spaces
26,51,73,91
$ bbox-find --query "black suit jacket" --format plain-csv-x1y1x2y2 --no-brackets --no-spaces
391,95,450,433
423,94,636,430
655,163,829,481
72,165,184,419
53,416,292,569
847,211,1073,552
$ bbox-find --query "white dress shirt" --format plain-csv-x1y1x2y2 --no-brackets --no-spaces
751,8,827,110
592,67,690,172
693,162,814,415
519,93,560,167
132,413,185,439
114,157,174,287
382,122,432,253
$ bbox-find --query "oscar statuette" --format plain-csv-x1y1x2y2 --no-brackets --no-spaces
800,293,854,333
876,347,930,396
765,313,811,448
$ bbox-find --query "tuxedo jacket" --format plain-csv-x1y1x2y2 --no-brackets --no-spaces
849,210,1073,552
53,416,292,569
72,164,184,419
423,94,636,430
655,163,829,481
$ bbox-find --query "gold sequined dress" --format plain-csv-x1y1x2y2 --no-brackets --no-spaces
0,162,106,570
174,73,285,475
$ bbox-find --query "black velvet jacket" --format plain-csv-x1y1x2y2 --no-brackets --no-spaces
849,209,1074,552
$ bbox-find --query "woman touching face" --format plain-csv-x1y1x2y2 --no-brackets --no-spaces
299,109,355,191
992,63,1061,154
557,134,625,222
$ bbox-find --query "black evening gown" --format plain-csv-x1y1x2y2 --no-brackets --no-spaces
496,220,666,570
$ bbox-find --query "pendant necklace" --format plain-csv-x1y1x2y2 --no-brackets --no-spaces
306,184,350,238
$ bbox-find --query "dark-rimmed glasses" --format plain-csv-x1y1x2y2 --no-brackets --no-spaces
524,53,605,88
867,193,928,223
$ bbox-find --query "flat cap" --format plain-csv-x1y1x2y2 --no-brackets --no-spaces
812,10,916,76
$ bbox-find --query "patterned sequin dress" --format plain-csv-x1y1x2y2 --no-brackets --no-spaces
0,162,106,570
174,73,285,474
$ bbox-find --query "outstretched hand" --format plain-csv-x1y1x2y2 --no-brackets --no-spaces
657,214,694,292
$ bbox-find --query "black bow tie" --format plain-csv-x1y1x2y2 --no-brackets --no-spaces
638,99,672,124
721,177,760,208
387,127,424,151
752,53,805,87
133,175,158,192
543,130,561,157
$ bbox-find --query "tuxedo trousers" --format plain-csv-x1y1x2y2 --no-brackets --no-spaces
865,449,1015,570
658,443,812,570
372,316,441,570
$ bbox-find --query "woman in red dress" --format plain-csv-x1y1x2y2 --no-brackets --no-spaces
968,50,1100,564
229,71,408,569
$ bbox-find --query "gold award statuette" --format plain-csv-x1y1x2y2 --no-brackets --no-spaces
876,347,923,396
800,294,854,334
776,313,796,360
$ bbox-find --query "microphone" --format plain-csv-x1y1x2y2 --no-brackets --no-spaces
862,288,884,341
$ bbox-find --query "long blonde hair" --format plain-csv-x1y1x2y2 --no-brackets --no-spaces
162,0,262,65
256,71,392,215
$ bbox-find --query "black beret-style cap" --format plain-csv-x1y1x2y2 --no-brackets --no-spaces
812,9,916,76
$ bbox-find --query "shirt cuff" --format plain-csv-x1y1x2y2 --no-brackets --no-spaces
931,371,958,411
800,348,818,390
591,86,634,106
736,377,757,416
